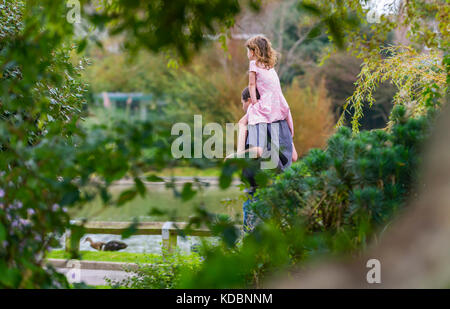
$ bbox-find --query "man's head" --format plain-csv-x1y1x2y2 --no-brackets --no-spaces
241,87,261,112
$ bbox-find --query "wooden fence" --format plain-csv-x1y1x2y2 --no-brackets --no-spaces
65,221,212,254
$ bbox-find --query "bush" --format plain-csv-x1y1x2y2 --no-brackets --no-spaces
0,1,174,288
107,251,202,289
251,105,435,236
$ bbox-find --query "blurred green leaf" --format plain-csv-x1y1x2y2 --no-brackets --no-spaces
134,177,146,197
181,182,197,202
117,189,138,206
121,218,139,239
146,175,165,182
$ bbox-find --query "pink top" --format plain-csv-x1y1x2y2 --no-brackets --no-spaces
246,60,291,125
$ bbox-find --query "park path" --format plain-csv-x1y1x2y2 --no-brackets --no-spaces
56,267,130,286
49,259,136,286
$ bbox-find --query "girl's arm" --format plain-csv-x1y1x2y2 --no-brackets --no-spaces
287,109,294,137
249,71,258,105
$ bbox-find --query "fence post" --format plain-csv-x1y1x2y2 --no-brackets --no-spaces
64,229,70,252
64,229,80,253
64,220,80,254
162,221,177,254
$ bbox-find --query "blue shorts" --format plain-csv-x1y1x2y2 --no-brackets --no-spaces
246,120,293,171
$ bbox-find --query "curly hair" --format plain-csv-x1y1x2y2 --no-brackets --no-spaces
245,35,278,69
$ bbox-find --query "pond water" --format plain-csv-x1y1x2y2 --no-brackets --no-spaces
53,233,218,254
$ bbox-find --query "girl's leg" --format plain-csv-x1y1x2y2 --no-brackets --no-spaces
224,115,248,161
225,116,263,160
237,114,248,154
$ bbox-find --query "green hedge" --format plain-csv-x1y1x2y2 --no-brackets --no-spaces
251,105,435,237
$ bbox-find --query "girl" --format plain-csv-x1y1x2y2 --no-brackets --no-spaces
236,35,298,165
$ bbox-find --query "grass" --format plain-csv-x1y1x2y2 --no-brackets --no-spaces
48,250,201,263
71,185,245,222
79,108,243,221
53,250,202,289
69,284,115,289
148,166,221,177
47,250,162,263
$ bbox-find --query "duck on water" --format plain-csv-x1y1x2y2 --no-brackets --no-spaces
84,237,128,251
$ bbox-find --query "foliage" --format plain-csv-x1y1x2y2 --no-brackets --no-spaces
83,41,248,126
178,222,294,288
1,0,86,288
83,0,251,61
158,57,244,125
259,0,331,84
1,0,231,288
1,0,448,289
297,0,449,131
299,0,449,61
299,52,397,130
253,105,435,232
82,49,169,94
106,251,202,289
284,77,335,156
71,185,242,222
337,45,446,132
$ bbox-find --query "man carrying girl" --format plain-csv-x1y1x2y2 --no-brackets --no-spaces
230,35,298,231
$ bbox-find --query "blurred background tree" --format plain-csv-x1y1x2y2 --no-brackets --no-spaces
284,77,335,156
